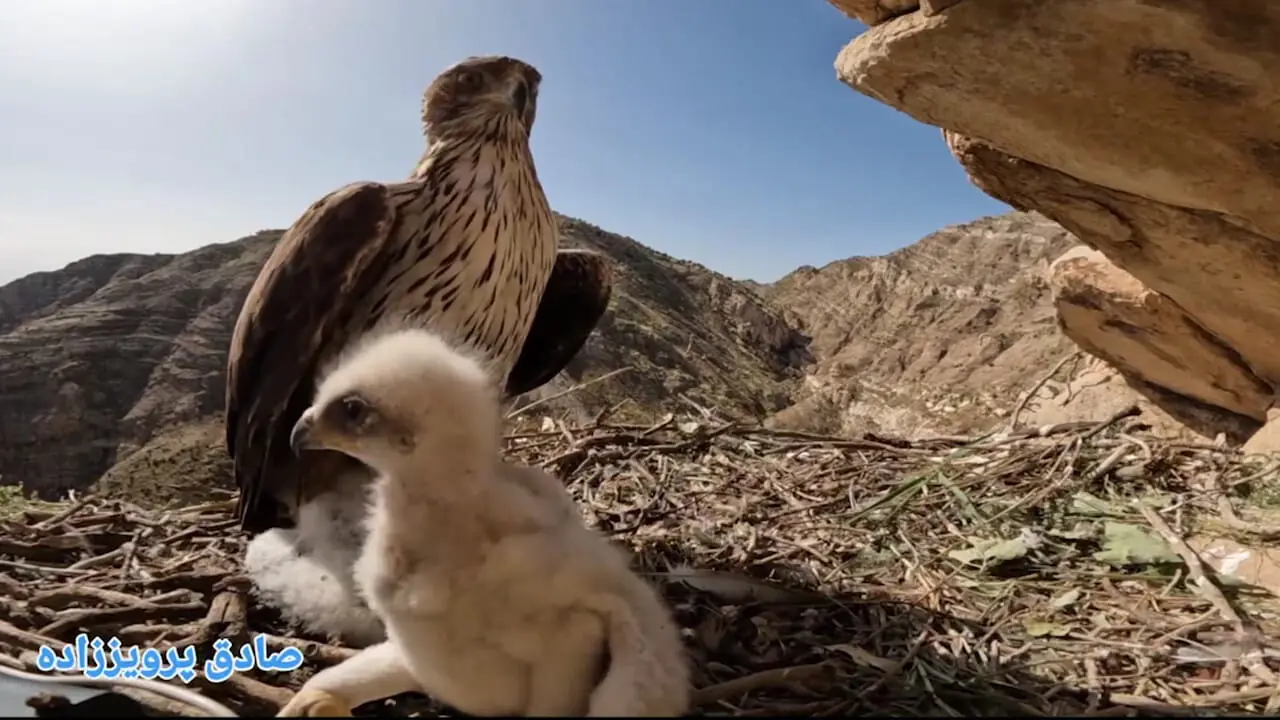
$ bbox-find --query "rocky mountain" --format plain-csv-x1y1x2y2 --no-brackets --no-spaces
762,212,1079,435
0,215,807,502
4,201,1237,504
516,217,810,422
0,238,272,501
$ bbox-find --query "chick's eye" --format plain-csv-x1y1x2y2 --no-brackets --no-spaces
456,70,483,92
339,396,370,426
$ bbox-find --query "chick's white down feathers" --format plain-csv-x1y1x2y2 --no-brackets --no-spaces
277,328,690,717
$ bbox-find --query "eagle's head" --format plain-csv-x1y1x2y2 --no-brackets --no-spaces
421,55,542,140
291,328,501,476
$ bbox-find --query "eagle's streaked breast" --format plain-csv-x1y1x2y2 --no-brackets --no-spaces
354,122,557,383
225,55,606,536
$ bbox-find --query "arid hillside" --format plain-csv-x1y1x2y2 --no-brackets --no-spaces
763,212,1080,435
0,214,806,502
513,216,811,422
4,208,1217,504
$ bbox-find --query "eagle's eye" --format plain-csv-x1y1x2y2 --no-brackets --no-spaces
455,69,484,93
338,395,372,428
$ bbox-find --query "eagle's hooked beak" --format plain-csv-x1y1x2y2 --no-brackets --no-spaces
290,411,316,456
511,81,529,117
509,67,539,131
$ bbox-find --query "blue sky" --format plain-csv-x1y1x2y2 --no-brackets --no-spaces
0,0,1008,284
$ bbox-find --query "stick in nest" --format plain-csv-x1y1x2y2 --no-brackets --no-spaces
507,366,633,420
1007,351,1080,432
1139,504,1276,684
692,662,834,706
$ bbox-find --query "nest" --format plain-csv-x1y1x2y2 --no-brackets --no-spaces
2,405,1280,716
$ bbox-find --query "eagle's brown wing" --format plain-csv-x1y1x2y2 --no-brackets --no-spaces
504,248,613,398
225,181,400,532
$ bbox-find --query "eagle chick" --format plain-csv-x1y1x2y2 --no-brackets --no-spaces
275,328,690,718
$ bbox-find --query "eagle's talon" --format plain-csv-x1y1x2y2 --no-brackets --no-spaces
276,688,351,717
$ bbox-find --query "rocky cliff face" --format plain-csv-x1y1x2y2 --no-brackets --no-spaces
0,235,277,498
6,204,1215,503
520,217,810,422
763,212,1077,435
829,0,1280,445
0,217,806,501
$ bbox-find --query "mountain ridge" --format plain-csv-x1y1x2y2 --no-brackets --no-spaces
1,208,1186,504
0,214,807,502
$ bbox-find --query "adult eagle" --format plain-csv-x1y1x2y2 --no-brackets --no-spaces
225,55,610,536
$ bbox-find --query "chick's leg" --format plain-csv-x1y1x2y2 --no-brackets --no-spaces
277,641,419,717
523,609,608,717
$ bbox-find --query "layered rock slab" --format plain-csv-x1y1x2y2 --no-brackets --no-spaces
835,0,1280,237
946,134,1280,396
1050,245,1269,428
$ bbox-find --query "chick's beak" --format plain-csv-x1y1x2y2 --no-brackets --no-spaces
290,412,315,456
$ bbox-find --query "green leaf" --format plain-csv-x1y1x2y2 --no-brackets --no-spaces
939,474,984,524
948,536,1029,565
1092,522,1179,567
